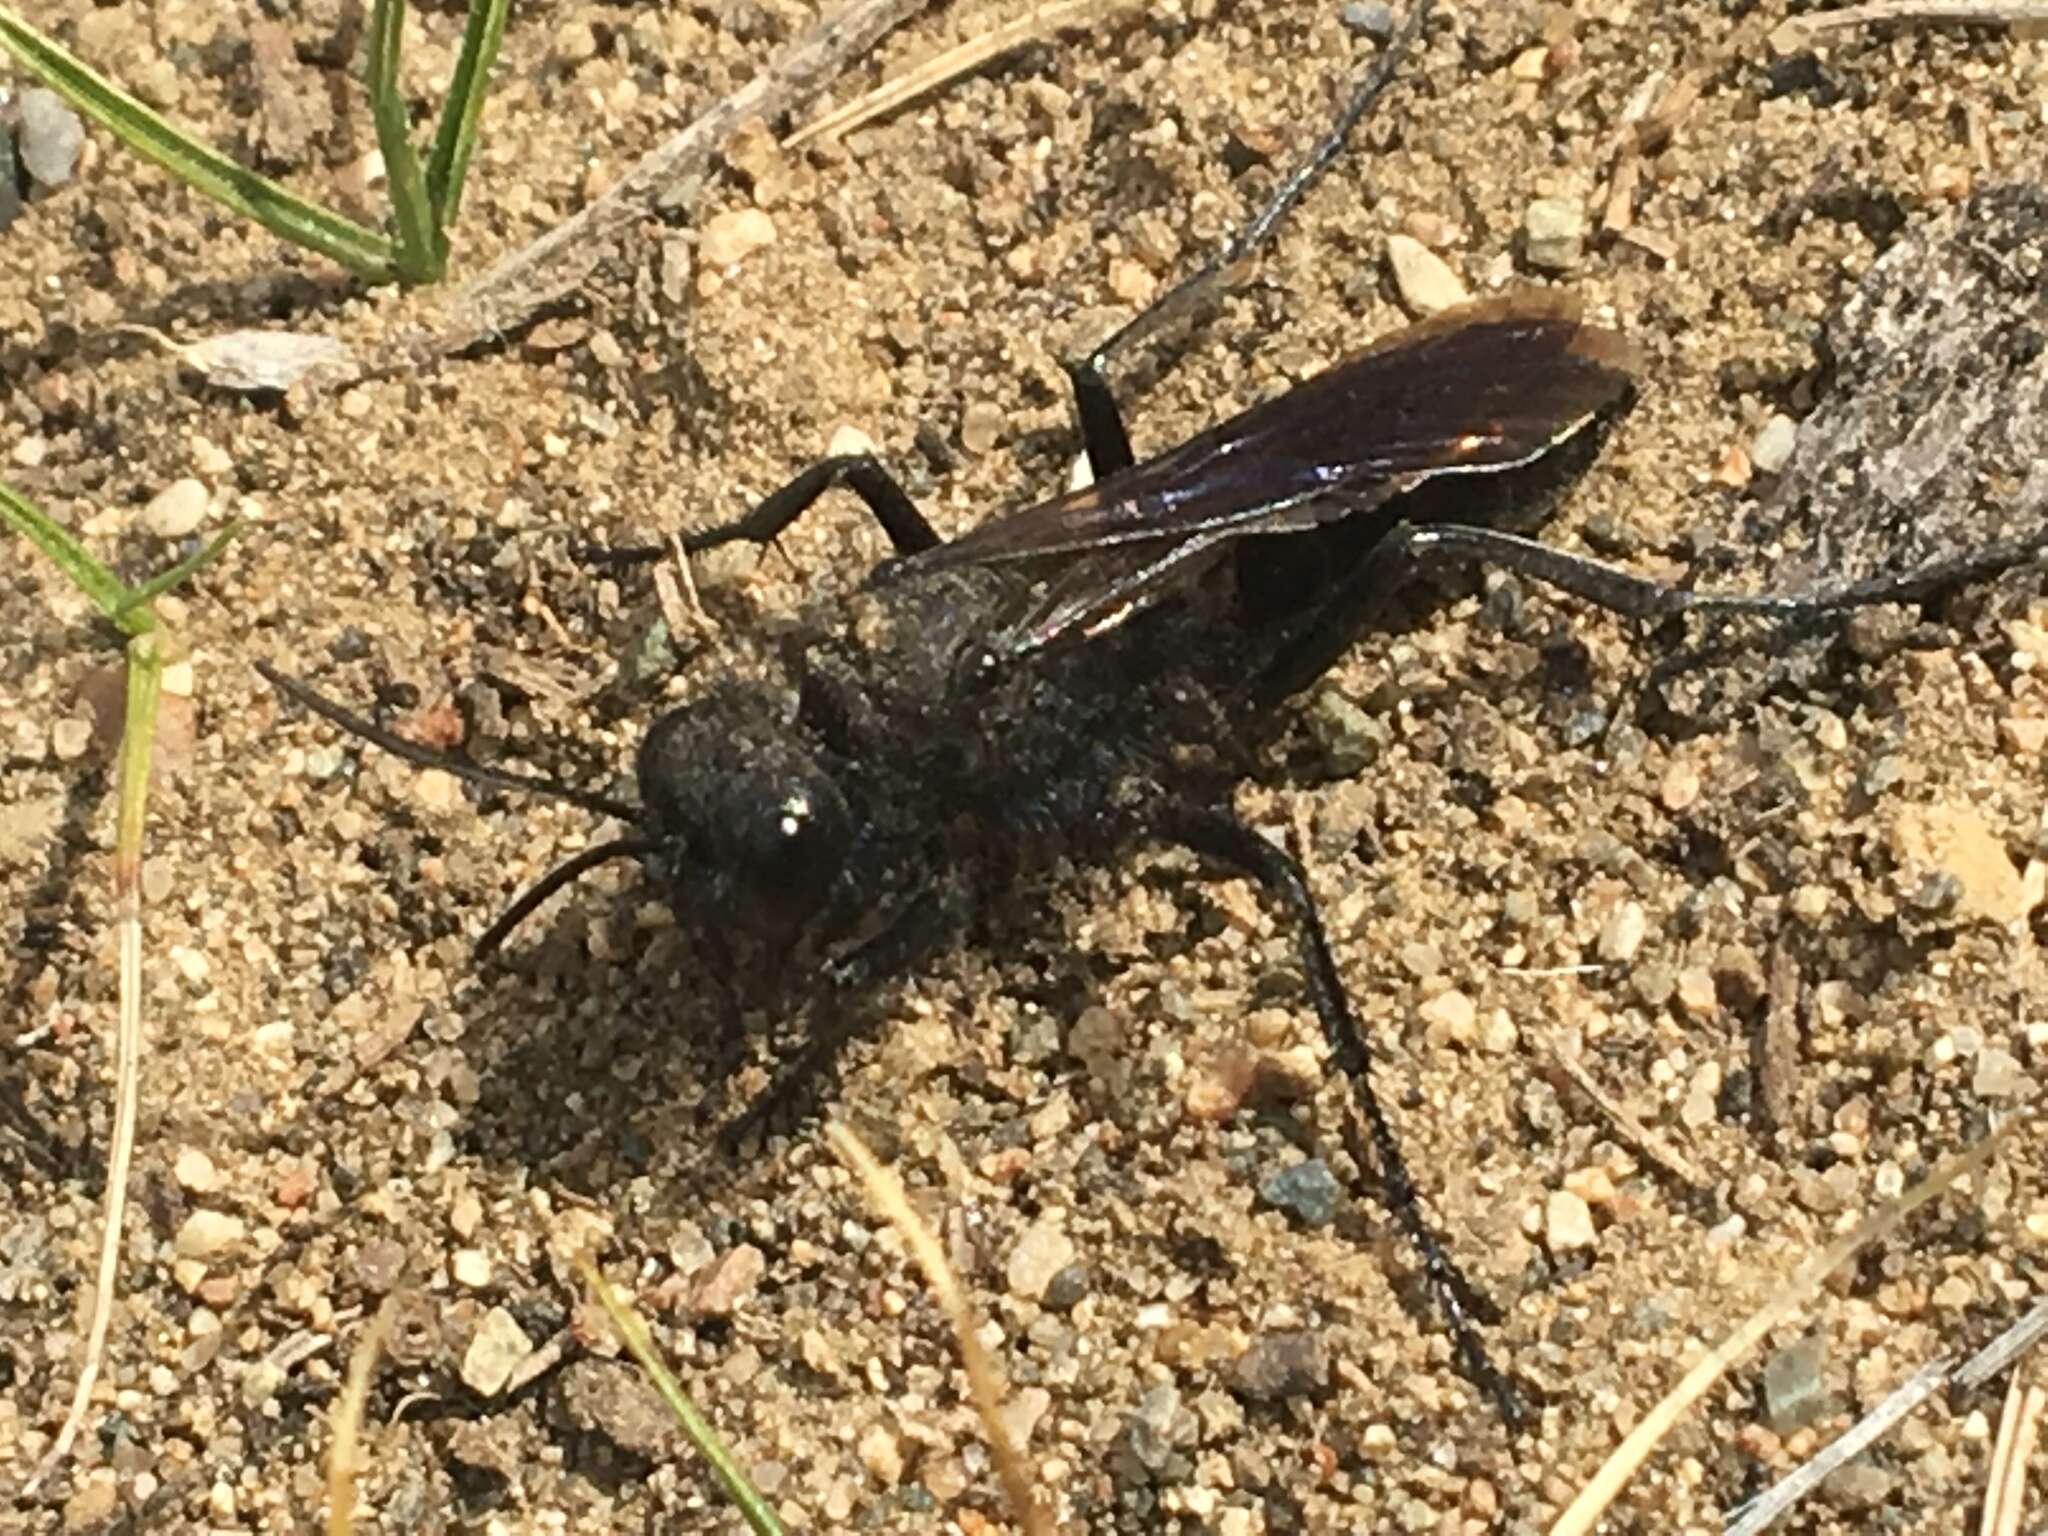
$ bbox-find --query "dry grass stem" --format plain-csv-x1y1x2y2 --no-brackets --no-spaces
400,0,924,361
1724,1355,1951,1536
1956,1294,2048,1390
327,1298,399,1536
1727,1289,2048,1534
824,1120,1054,1536
1547,1035,1707,1189
785,0,1134,149
1774,1,2048,50
23,636,163,1498
1979,1374,2045,1536
1549,1123,2011,1536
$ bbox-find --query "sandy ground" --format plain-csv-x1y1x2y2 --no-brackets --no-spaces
4,0,2048,1531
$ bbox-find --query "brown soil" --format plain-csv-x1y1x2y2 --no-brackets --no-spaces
4,1,2047,1531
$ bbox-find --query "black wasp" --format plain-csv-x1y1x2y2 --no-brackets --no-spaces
258,0,2039,1420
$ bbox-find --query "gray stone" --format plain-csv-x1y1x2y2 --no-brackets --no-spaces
18,88,83,188
1761,1333,1830,1432
1258,1159,1340,1227
1523,196,1586,272
1230,1330,1330,1401
1339,2,1397,39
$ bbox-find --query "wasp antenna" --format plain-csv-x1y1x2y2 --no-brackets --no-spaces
474,837,653,956
257,662,640,822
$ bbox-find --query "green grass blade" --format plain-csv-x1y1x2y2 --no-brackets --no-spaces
364,0,444,283
115,522,244,620
425,0,508,229
0,477,137,630
576,1257,786,1536
0,6,398,281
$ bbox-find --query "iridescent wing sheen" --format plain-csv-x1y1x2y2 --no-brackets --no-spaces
912,292,1640,656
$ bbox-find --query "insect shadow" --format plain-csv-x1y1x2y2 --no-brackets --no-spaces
258,0,2048,1425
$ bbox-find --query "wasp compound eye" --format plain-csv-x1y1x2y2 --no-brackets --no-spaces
724,776,853,937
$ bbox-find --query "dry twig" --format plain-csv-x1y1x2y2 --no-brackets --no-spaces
1980,1372,2046,1536
1549,1124,2011,1536
326,1299,398,1536
785,0,1138,149
1723,1291,2048,1535
1773,1,2048,50
391,0,925,363
1547,1035,1708,1189
825,1120,1053,1536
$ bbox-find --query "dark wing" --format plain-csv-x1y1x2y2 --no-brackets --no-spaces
914,291,1639,654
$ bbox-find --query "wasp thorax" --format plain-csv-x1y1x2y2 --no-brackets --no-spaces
637,684,854,948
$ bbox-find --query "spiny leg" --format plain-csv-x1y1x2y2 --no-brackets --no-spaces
1392,521,2048,625
1170,806,1523,1426
582,453,942,567
1064,0,1437,481
1257,516,2048,705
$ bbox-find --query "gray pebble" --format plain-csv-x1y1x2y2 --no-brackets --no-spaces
1972,1046,2031,1099
1761,1333,1830,1432
626,617,677,683
1230,1329,1330,1400
1306,686,1382,776
1339,2,1397,39
1750,412,1799,475
1523,195,1586,273
18,88,84,188
1043,1262,1091,1310
1258,1159,1340,1227
142,478,209,539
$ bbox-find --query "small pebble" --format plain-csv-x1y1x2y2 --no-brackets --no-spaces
1676,966,1719,1018
1680,1062,1722,1129
1338,1,1396,39
858,1423,904,1486
173,1209,246,1261
1761,1334,1829,1432
1230,1330,1330,1401
1750,413,1798,475
18,87,85,187
1181,1045,1256,1122
51,717,93,761
960,399,1005,455
1258,1159,1340,1227
826,423,879,459
552,18,599,64
413,768,463,813
451,1249,492,1288
1597,901,1647,963
1543,1189,1596,1251
1522,196,1586,272
143,478,209,539
1006,1219,1074,1301
461,1306,534,1397
1043,1263,1091,1311
691,1244,766,1315
1417,987,1476,1045
1660,760,1701,812
660,236,693,304
700,207,776,268
1386,233,1469,316
173,1148,219,1193
1479,1010,1519,1054
1973,1047,2031,1099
